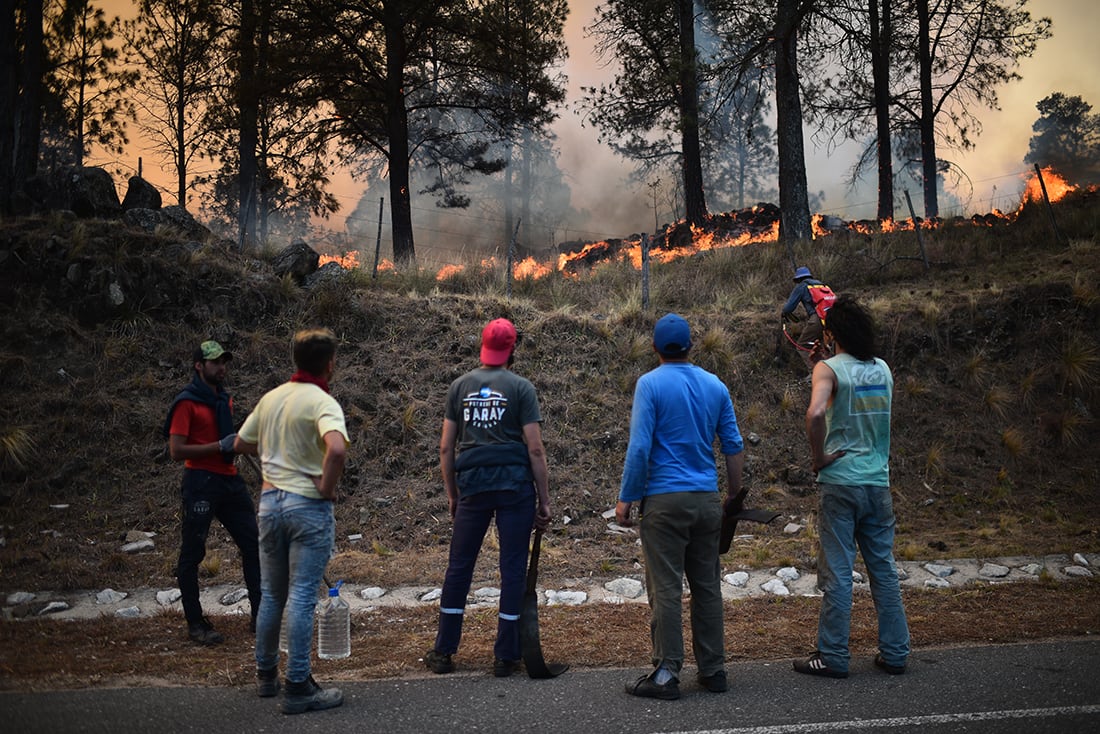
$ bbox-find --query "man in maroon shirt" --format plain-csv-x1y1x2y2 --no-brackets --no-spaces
164,340,261,645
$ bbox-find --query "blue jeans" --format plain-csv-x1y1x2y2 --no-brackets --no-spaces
176,469,261,626
816,482,910,672
639,491,725,678
434,489,535,662
254,489,335,683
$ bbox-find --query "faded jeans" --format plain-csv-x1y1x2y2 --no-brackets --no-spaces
254,489,335,684
816,482,910,673
639,491,725,679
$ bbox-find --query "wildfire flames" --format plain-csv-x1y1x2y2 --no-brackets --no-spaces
1020,166,1077,209
317,167,1083,281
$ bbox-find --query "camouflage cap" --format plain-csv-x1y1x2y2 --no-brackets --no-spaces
195,340,232,362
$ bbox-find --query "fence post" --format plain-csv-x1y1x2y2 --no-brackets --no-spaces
506,218,522,298
1033,164,1066,246
903,189,930,271
372,197,384,278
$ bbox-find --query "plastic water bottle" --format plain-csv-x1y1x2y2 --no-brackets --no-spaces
317,580,350,659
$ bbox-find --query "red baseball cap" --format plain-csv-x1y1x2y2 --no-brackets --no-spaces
480,318,517,366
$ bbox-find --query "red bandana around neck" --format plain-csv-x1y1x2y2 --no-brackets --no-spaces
290,370,330,393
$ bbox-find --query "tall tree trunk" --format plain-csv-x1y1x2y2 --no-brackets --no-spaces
916,0,938,219
14,0,42,188
870,0,894,221
1,0,16,214
774,0,812,247
237,0,259,247
677,0,707,227
384,10,414,265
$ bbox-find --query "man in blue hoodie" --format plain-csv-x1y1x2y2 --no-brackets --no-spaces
617,313,745,700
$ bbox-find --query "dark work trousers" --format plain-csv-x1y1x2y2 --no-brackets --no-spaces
176,469,262,626
434,488,536,662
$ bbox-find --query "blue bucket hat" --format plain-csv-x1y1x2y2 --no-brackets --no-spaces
793,266,812,281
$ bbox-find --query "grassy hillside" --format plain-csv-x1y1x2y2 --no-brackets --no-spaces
1,192,1098,596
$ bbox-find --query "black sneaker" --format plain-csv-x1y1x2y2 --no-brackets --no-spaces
424,649,454,674
493,658,521,678
625,673,680,700
281,675,343,715
257,667,280,698
188,617,224,646
793,651,848,679
874,654,906,675
697,669,728,692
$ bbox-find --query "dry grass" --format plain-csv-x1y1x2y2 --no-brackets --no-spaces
0,192,1099,689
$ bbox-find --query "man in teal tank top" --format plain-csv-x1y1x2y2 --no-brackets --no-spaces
793,295,910,679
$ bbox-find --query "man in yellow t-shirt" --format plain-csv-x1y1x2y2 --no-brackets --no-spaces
235,329,349,715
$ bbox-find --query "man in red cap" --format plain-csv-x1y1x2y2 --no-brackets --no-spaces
425,318,553,677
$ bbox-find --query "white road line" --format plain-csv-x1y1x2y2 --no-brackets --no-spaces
667,704,1100,734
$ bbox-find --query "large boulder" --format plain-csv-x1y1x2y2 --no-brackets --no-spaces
23,166,122,218
121,176,162,211
273,240,320,283
160,205,211,240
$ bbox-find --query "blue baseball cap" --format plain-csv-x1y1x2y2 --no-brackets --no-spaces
653,313,692,357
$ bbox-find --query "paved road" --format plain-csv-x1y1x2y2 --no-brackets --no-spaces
2,639,1098,733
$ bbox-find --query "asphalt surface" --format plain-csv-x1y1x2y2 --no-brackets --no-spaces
2,639,1098,734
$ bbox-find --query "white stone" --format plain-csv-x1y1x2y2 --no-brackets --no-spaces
606,522,636,535
563,515,572,525
545,590,587,606
157,589,182,606
924,577,951,589
474,587,501,599
604,577,644,598
1019,563,1043,576
359,587,386,600
1064,566,1093,578
852,571,865,584
723,571,749,587
95,589,127,604
782,523,804,534
115,606,142,618
347,533,363,541
1073,553,1089,566
924,563,954,578
38,601,70,615
6,591,35,605
601,508,616,520
420,588,442,602
761,579,790,596
979,563,1011,578
120,539,155,553
777,567,800,582
219,588,248,605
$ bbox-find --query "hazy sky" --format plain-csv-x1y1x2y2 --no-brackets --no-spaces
96,0,1100,250
557,0,1100,231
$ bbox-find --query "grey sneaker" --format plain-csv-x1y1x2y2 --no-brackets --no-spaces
281,676,343,715
187,617,224,646
257,667,280,698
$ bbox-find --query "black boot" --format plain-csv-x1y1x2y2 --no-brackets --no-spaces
281,675,343,715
